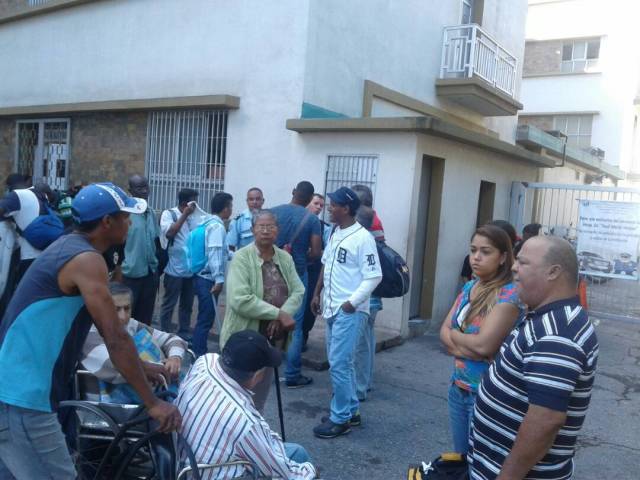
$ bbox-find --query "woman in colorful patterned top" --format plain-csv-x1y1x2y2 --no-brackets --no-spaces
440,225,521,455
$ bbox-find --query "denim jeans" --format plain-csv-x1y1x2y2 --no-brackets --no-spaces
326,309,367,424
448,382,477,454
160,274,194,339
192,276,217,357
0,401,76,479
284,442,311,464
285,271,308,382
355,308,380,400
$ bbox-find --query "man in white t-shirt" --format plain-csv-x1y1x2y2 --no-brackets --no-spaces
159,188,203,339
310,187,382,439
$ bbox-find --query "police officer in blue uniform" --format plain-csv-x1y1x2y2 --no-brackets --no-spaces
227,187,265,251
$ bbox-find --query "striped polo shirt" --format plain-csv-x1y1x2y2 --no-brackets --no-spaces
176,354,316,480
469,297,599,480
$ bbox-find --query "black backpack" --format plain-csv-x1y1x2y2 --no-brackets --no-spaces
408,454,468,480
373,240,410,298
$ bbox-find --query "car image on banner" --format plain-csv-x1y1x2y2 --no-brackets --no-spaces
577,200,640,281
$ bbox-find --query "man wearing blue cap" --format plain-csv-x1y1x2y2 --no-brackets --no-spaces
310,186,382,438
0,182,181,479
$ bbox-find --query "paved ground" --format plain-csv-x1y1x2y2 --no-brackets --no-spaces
258,315,640,480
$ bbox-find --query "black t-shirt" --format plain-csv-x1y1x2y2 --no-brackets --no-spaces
103,244,124,274
460,254,473,281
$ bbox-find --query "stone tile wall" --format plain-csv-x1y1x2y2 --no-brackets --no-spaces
69,111,147,189
523,40,563,76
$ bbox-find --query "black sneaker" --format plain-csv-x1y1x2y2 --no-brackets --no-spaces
313,419,351,439
285,375,313,389
321,412,361,427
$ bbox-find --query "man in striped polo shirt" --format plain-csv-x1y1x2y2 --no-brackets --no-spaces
177,330,317,480
469,236,598,480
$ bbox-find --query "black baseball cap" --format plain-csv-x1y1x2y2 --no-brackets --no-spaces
222,330,283,372
328,186,361,211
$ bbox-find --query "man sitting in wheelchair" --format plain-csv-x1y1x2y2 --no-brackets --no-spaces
81,282,188,403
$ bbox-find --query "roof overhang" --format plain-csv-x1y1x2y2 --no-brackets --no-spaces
286,116,556,168
0,95,240,117
516,124,625,181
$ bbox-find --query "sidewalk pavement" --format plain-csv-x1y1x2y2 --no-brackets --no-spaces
259,315,640,480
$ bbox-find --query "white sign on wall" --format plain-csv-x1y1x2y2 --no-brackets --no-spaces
577,200,640,280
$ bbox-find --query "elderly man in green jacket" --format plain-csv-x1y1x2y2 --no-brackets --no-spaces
220,209,304,411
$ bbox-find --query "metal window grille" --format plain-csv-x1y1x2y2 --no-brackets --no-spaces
15,119,70,191
323,155,378,217
145,110,227,213
28,0,52,6
511,182,640,321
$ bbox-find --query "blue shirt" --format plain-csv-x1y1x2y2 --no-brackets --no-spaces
226,209,254,250
0,233,97,412
469,297,599,479
198,215,229,284
271,204,321,277
122,209,159,278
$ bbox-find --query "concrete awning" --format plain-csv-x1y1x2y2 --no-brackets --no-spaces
286,116,556,168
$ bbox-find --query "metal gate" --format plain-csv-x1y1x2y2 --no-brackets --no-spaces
15,119,70,191
510,181,640,321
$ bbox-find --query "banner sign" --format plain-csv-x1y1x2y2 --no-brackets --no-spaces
577,200,640,280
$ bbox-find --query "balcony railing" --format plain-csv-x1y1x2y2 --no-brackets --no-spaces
440,24,517,97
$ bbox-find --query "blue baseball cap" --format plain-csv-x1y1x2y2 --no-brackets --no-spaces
328,186,361,211
72,182,147,223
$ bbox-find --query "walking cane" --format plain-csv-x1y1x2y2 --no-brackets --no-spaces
273,365,286,442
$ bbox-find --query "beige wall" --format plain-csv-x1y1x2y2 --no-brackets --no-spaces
523,40,563,76
518,114,555,131
69,112,147,189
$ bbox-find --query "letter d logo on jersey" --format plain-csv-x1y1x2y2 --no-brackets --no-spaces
337,247,347,263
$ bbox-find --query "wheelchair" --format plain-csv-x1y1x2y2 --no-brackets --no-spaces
59,365,263,479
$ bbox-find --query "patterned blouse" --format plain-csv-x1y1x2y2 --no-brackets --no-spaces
450,279,521,392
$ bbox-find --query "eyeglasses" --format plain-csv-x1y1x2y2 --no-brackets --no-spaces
255,224,277,232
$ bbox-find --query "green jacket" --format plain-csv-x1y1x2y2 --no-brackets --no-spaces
220,244,305,348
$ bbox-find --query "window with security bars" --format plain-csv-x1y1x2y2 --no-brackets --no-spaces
15,119,70,191
324,155,379,214
28,0,52,6
145,110,228,212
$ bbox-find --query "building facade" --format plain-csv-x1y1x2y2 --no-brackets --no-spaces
517,0,637,184
1,0,556,336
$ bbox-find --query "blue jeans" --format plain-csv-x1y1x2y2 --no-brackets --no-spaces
192,276,217,357
448,382,477,454
160,274,194,339
285,271,308,382
355,308,380,400
326,309,367,424
284,442,311,464
0,401,76,479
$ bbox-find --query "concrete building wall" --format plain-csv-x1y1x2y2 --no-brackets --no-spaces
521,0,640,171
302,0,528,143
415,134,539,324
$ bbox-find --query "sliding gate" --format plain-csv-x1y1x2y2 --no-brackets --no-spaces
509,182,640,321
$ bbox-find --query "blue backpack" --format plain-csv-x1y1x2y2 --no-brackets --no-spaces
185,217,217,274
20,205,65,251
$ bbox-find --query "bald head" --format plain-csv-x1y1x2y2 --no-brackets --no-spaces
535,236,579,288
128,174,149,200
513,235,579,309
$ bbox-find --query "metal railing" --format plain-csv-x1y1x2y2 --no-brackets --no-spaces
440,24,517,97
